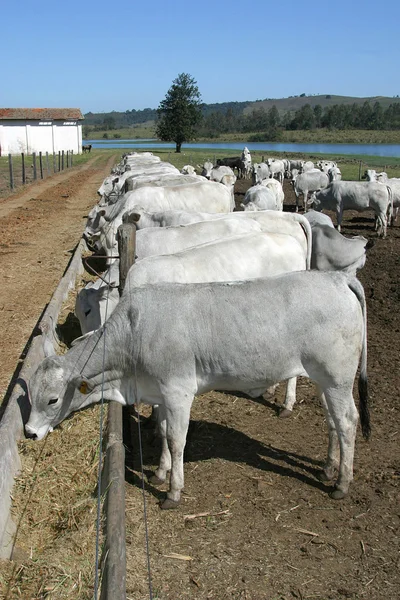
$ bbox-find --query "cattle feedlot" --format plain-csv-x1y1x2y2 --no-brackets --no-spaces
0,149,399,600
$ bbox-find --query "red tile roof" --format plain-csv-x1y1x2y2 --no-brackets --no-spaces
0,108,84,120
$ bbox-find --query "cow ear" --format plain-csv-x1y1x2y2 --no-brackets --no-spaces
123,212,140,224
71,330,95,347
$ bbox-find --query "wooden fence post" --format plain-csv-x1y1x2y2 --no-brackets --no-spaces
358,160,362,181
39,152,43,179
32,153,37,180
58,151,61,172
71,150,73,166
62,150,65,170
22,153,26,184
8,154,14,190
53,152,56,173
98,219,137,600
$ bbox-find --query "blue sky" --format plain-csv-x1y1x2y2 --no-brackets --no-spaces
2,0,399,114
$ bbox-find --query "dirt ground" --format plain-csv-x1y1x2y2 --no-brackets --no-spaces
0,162,399,599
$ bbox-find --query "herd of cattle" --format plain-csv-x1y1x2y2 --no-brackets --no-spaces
27,146,398,509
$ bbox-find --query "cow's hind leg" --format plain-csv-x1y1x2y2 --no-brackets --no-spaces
317,390,339,481
322,386,358,499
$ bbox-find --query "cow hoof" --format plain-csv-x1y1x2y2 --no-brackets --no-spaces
160,498,180,510
149,474,165,486
317,470,334,482
329,488,347,500
279,408,292,419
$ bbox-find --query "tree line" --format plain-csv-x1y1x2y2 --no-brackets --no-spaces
198,101,400,141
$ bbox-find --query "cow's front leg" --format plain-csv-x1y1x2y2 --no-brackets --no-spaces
302,191,308,211
294,191,300,212
161,395,193,510
279,377,297,418
336,205,343,233
149,406,170,485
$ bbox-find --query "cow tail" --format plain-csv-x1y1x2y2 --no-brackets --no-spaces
386,185,393,225
348,277,370,440
299,218,312,270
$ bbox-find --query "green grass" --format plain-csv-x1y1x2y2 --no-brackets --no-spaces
85,122,155,140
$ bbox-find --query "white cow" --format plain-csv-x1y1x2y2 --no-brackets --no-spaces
27,271,369,506
200,161,214,179
128,231,307,286
266,159,285,183
98,164,179,198
317,160,337,173
311,181,392,237
84,182,234,263
301,161,315,172
125,209,311,267
241,147,252,179
252,162,270,185
261,178,285,208
293,170,330,211
209,165,236,183
328,166,342,182
181,165,196,175
374,173,400,224
75,262,120,334
241,185,282,212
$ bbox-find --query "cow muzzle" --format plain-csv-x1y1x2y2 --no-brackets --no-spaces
25,422,53,441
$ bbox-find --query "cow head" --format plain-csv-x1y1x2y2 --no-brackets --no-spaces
201,161,213,179
25,355,95,440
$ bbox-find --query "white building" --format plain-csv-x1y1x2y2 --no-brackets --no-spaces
0,108,84,156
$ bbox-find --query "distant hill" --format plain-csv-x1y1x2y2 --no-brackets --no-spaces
244,94,400,115
83,95,400,127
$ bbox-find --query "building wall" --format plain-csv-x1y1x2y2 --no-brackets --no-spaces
0,120,83,156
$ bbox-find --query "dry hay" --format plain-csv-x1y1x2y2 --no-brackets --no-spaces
0,284,107,600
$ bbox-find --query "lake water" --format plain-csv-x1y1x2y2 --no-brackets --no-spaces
85,139,400,158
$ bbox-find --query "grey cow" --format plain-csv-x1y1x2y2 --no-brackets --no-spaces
311,181,392,237
26,271,369,507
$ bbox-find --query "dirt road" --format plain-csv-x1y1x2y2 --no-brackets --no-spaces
0,152,119,401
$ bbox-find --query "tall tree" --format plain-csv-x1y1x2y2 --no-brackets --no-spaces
156,73,203,153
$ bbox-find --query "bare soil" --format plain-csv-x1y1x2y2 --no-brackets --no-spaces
0,166,399,600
